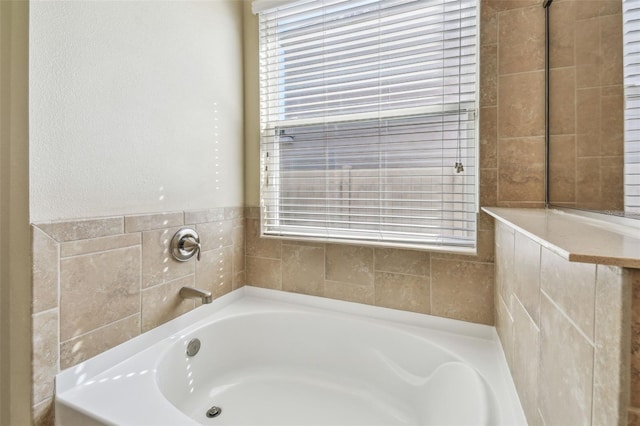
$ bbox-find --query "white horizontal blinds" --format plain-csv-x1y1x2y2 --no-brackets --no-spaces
258,0,478,249
624,0,640,213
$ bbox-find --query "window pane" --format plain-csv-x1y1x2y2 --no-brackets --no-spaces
257,0,478,250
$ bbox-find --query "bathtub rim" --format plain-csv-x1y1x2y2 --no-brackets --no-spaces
56,286,499,394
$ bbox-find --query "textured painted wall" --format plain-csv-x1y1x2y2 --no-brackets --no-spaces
29,0,244,222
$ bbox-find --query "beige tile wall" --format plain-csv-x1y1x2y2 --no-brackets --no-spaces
548,0,624,210
494,220,633,426
31,207,245,425
245,207,495,325
492,0,546,208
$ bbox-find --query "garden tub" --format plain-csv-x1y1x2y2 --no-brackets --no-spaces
55,287,525,425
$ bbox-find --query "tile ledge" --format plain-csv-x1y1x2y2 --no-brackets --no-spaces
482,207,640,268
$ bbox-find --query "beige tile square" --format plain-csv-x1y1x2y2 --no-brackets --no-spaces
32,226,59,314
512,300,540,425
539,294,594,426
576,17,602,88
549,67,575,135
549,135,576,203
374,247,428,276
549,0,575,68
246,218,281,259
576,157,601,207
246,257,282,290
326,244,374,285
184,208,224,224
196,246,233,298
324,280,374,305
60,314,140,369
593,266,631,426
224,206,244,220
32,310,58,405
600,13,623,87
245,206,260,219
480,0,498,45
498,6,544,74
431,259,494,325
540,247,596,340
576,0,621,20
498,137,545,202
124,212,183,232
60,233,140,258
480,168,498,207
60,246,141,341
33,398,54,426
513,232,541,325
495,222,515,314
233,270,246,291
480,107,497,169
141,275,195,332
480,44,497,107
142,227,195,288
600,86,624,157
36,217,124,242
196,220,233,251
576,87,601,157
233,224,245,270
495,294,514,369
601,156,624,211
282,244,325,296
374,272,429,314
498,71,545,138
629,409,640,426
479,210,495,232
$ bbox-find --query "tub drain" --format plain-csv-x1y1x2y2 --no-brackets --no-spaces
206,406,222,418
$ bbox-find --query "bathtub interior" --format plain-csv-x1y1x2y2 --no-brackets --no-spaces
156,311,497,425
55,287,525,426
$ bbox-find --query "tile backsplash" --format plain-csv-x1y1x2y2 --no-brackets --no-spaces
244,207,495,326
31,207,245,425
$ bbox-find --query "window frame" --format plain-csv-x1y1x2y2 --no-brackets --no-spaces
256,0,481,253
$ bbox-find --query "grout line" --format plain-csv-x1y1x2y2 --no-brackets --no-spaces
59,312,140,345
373,269,428,279
428,253,433,314
540,289,596,348
138,232,143,335
372,247,377,305
513,295,540,333
56,239,62,374
32,306,59,318
60,243,141,260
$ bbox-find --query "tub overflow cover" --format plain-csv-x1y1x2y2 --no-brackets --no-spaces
186,338,201,357
206,406,222,418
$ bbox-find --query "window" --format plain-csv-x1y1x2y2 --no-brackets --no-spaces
254,0,479,251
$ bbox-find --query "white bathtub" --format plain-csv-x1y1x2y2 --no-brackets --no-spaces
55,287,526,425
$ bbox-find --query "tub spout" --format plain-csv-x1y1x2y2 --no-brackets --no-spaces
179,286,212,304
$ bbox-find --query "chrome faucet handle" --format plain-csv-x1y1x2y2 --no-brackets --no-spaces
181,237,201,261
171,228,201,262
